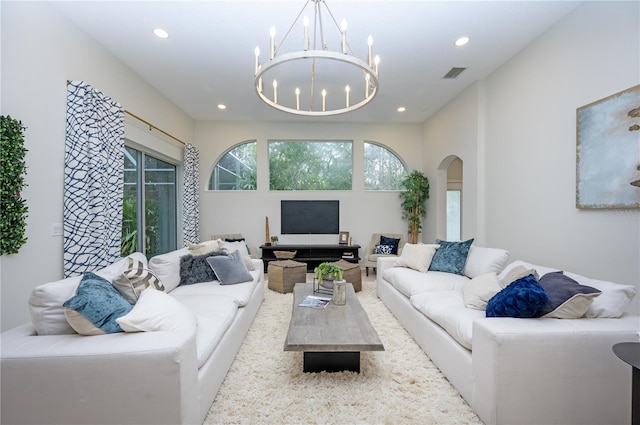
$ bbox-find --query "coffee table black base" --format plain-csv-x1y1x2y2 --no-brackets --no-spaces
303,352,360,373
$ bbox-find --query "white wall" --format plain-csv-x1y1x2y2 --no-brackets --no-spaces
194,121,423,258
423,1,640,313
0,2,194,330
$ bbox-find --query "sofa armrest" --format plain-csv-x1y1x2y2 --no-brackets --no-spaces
1,324,200,425
472,315,640,425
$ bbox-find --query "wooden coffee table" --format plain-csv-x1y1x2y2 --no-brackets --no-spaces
284,282,384,373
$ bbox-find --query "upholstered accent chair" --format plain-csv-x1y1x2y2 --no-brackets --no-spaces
211,233,259,259
364,233,405,276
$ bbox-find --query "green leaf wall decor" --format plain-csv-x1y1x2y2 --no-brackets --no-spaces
1,115,29,255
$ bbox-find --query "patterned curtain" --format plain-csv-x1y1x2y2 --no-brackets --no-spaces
183,143,200,244
64,81,124,277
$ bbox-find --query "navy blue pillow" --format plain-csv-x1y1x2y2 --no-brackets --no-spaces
380,236,400,255
486,274,549,318
538,271,601,317
429,238,474,275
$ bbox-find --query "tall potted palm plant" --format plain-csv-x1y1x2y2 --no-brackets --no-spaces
399,170,430,244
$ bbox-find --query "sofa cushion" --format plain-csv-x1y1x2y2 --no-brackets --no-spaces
429,238,474,275
206,250,253,285
148,247,190,292
410,291,483,350
383,267,469,298
63,272,132,335
538,271,601,319
486,274,549,318
29,252,147,335
171,293,238,368
394,243,439,272
462,272,501,310
170,271,260,306
463,245,510,278
116,288,197,333
571,274,636,318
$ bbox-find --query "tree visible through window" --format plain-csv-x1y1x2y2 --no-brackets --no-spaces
121,146,177,258
364,142,407,190
208,141,257,190
269,140,352,190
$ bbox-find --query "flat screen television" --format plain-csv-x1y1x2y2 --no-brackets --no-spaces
280,200,339,234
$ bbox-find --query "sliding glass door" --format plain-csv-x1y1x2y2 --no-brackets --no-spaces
122,146,177,258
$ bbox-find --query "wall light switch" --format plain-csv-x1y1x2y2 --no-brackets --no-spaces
51,223,63,237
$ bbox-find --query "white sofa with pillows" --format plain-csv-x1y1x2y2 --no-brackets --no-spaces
1,239,264,425
377,239,640,425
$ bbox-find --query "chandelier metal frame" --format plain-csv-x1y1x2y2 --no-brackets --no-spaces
254,0,380,116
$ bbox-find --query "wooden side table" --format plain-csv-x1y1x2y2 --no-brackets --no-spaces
613,342,640,425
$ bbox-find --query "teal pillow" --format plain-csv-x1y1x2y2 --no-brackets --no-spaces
63,272,132,335
429,238,474,275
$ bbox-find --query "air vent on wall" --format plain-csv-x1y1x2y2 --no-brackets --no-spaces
443,67,467,79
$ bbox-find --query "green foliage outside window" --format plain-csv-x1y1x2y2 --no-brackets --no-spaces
1,116,29,255
364,142,407,190
209,141,257,190
269,140,352,190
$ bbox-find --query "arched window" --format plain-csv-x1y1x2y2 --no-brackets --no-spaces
364,141,408,190
208,140,257,190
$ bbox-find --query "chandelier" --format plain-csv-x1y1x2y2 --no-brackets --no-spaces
254,0,380,116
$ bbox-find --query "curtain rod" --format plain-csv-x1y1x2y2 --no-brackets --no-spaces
125,110,186,146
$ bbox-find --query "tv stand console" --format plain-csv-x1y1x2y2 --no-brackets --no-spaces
260,244,360,272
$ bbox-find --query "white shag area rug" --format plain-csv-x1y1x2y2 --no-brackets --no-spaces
205,274,483,425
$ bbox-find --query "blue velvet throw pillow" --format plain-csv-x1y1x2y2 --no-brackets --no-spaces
63,272,132,334
428,238,474,275
486,274,549,318
380,236,401,255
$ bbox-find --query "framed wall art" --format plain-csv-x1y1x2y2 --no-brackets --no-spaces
576,84,640,209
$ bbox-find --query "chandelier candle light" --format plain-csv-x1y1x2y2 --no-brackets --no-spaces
254,0,380,116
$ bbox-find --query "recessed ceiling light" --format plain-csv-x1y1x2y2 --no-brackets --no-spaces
153,28,169,39
455,36,470,47
397,107,406,112
217,104,227,110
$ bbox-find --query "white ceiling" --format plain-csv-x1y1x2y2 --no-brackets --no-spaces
51,0,581,124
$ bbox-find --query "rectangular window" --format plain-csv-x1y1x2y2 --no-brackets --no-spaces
446,189,461,241
268,140,352,190
122,146,177,258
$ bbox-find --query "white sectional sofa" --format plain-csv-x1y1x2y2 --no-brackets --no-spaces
377,247,640,425
1,246,265,425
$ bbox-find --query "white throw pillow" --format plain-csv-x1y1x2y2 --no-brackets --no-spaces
148,247,190,292
499,265,540,288
462,272,501,310
394,243,440,272
463,245,510,278
186,239,222,256
220,241,256,271
116,288,197,333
